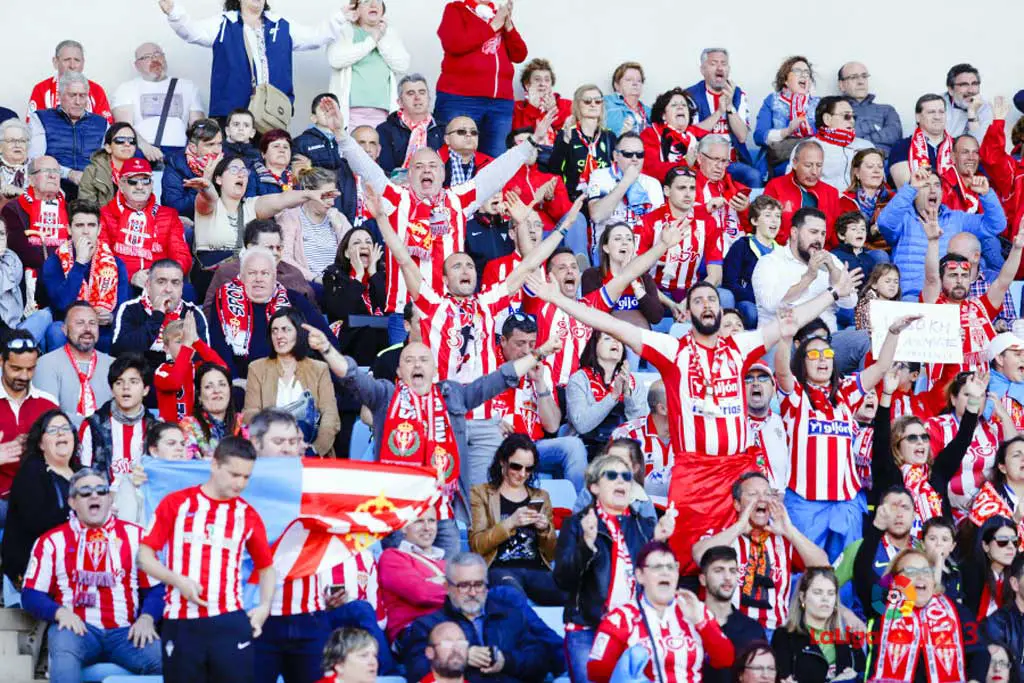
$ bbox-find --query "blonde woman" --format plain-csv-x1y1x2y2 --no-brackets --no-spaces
549,84,616,198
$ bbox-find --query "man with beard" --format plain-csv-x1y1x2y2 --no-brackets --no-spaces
745,363,787,492
850,487,917,621
34,301,114,426
752,207,868,375
422,621,471,683
700,546,766,683
694,473,827,636
762,140,841,246
526,257,857,572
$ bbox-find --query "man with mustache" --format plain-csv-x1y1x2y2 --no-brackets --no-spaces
527,248,857,572
33,302,114,426
752,207,868,375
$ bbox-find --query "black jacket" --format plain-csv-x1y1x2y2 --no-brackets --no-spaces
772,626,865,683
321,266,387,366
465,213,514,282
375,112,444,176
553,506,656,628
291,127,359,223
1,456,80,586
111,297,210,370
81,401,157,481
704,609,766,683
983,601,1024,682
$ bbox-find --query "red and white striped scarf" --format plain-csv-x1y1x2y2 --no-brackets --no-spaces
596,503,636,612
873,595,965,683
399,111,434,169
900,462,943,534
778,88,813,138
909,126,978,212
55,240,120,314
17,187,69,248
815,126,856,147
69,512,121,607
215,277,290,357
140,291,184,351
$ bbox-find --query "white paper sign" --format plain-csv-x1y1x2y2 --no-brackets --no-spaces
868,300,963,364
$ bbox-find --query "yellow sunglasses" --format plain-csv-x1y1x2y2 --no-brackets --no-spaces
806,348,835,360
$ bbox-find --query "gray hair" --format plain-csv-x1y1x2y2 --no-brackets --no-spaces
55,40,84,57
444,552,487,581
321,627,377,672
698,134,732,154
58,71,89,94
793,139,824,161
0,119,31,142
70,467,108,492
699,48,729,65
398,73,429,93
239,246,276,274
584,453,632,489
248,408,298,444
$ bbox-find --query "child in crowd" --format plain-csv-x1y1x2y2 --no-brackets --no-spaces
153,313,226,423
854,263,902,331
832,210,889,282
720,308,745,337
722,194,782,329
222,108,261,166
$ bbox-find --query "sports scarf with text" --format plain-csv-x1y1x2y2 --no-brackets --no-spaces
873,594,965,683
55,240,119,313
909,127,978,212
17,187,69,248
380,381,458,490
215,277,290,357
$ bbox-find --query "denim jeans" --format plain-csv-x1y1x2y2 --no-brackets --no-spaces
387,312,407,346
434,92,515,159
716,287,736,310
488,566,567,606
831,327,871,375
735,300,758,329
254,612,331,683
564,628,595,683
49,622,162,683
536,436,587,492
465,417,506,486
18,308,53,348
557,214,590,262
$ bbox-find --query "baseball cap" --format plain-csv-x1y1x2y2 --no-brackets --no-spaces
746,361,773,377
121,158,153,176
987,332,1024,363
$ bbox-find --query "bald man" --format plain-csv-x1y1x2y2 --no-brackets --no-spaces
307,323,559,559
948,231,1017,331
112,42,204,162
442,116,493,187
837,60,902,153
423,621,470,682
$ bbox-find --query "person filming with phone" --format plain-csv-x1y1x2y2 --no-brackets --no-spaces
469,433,564,606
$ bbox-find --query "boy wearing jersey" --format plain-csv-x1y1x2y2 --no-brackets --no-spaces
138,437,276,683
22,469,162,682
526,262,859,572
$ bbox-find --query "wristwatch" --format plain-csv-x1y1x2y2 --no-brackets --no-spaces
827,286,840,301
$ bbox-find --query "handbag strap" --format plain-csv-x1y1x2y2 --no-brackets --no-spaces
242,25,258,88
636,591,667,683
153,78,178,149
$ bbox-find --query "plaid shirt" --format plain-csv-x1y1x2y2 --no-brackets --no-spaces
448,157,474,187
970,274,1017,329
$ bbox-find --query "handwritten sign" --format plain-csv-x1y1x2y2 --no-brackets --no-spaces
869,300,963,364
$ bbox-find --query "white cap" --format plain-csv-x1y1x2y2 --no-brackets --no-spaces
987,332,1024,363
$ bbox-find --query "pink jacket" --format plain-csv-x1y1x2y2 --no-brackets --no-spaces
275,206,351,280
377,547,447,642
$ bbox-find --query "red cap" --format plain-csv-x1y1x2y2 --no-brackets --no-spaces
121,158,153,176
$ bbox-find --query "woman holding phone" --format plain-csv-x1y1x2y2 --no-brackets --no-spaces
469,434,564,606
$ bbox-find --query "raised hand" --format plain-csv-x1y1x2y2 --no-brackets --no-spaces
580,507,598,551
887,314,923,335
183,311,199,346
882,367,900,396
654,502,677,542
993,96,1011,121
922,205,943,241
532,107,557,146
158,0,174,14
833,265,863,298
969,175,990,196
535,336,563,358
660,218,687,248
302,323,331,354
367,242,383,277
966,367,990,399
676,589,705,624
525,271,559,302
910,166,932,189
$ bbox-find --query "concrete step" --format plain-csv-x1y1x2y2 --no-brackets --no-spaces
0,652,34,680
0,628,20,655
0,608,37,631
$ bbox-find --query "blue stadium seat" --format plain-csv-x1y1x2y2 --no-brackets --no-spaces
538,479,576,514
83,663,132,682
533,605,565,638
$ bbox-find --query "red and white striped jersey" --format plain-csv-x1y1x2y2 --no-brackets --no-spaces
272,573,326,617
748,413,789,492
731,531,797,631
331,549,386,628
890,391,934,421
490,362,556,440
781,376,864,501
634,205,722,293
78,417,145,493
928,413,1004,512
926,295,998,389
853,422,874,491
23,516,155,629
142,486,273,620
588,599,733,683
380,181,477,313
527,288,615,387
481,251,523,308
639,330,766,457
611,415,675,476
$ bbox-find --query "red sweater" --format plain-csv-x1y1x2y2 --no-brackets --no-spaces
980,119,1024,276
153,342,227,423
436,2,528,100
512,96,572,136
503,164,573,231
377,546,446,642
763,173,841,246
99,195,192,280
0,387,58,497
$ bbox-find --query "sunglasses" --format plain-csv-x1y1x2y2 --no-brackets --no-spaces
901,433,931,444
840,113,856,121
943,262,971,273
581,97,603,105
617,150,645,159
72,484,111,498
993,537,1018,548
124,176,153,187
112,136,137,145
601,470,634,482
805,348,835,360
448,128,478,137
507,462,535,473
6,337,37,351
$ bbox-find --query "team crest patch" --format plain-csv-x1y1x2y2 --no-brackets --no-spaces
388,422,421,457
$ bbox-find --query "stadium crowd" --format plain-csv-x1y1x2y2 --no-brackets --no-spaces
3,1,1024,683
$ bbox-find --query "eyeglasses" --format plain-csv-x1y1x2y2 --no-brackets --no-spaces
745,666,777,675
447,128,478,137
700,152,730,165
71,484,110,498
617,150,645,159
744,375,773,385
840,72,870,82
790,68,812,77
124,176,153,187
601,470,634,483
898,566,933,579
840,112,856,121
449,580,488,593
112,136,137,146
901,433,931,444
642,562,679,573
432,639,470,649
44,424,74,436
135,51,165,62
580,97,602,105
6,337,37,351
991,660,1012,672
3,138,28,146
507,462,535,473
804,348,835,360
224,165,249,176
30,168,60,177
954,80,980,88
992,536,1019,548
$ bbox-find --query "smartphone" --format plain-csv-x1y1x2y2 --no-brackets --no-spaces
327,584,346,597
528,499,544,512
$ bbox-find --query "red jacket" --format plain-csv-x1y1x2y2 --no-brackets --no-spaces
512,96,572,137
0,388,58,497
980,118,1024,261
503,164,573,231
153,342,227,423
436,1,528,100
99,195,192,280
763,173,841,246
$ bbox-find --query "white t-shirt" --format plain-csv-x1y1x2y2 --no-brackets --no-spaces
112,77,204,148
586,167,664,252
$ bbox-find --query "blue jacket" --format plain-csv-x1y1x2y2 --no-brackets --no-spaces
223,140,261,167
375,111,445,176
209,12,294,118
401,587,565,683
849,95,903,154
877,184,1006,299
753,92,820,176
36,108,107,173
604,93,650,136
290,127,358,222
39,251,130,318
723,235,775,305
0,107,16,125
161,150,197,220
685,80,753,164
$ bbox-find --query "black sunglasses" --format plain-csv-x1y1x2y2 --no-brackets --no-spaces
448,128,479,137
112,136,137,145
901,433,931,444
507,462,535,473
601,470,634,482
6,337,37,352
993,537,1018,548
72,484,111,498
617,150,645,159
124,176,153,187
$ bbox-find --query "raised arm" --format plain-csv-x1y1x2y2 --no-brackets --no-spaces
365,185,422,298
770,496,829,567
254,188,333,221
987,219,1024,309
503,195,583,293
588,165,638,223
921,206,942,304
470,110,554,204
859,315,922,392
160,0,223,47
691,500,754,567
603,219,685,303
773,315,795,394
759,265,862,350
